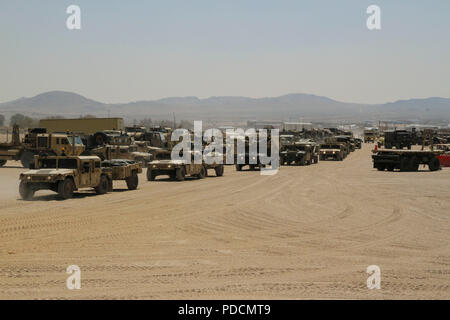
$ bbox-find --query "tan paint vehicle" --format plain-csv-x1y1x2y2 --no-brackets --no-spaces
319,143,346,161
147,150,222,181
19,155,142,200
0,125,85,168
110,145,152,166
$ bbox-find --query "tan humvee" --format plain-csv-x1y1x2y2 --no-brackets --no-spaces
147,150,213,181
19,155,141,200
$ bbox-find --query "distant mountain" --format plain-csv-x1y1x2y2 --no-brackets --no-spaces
1,91,449,122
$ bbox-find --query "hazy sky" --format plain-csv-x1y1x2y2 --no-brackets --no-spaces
1,0,449,104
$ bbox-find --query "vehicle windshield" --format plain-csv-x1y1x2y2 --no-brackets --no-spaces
38,158,78,169
322,145,340,149
39,159,57,168
156,152,171,160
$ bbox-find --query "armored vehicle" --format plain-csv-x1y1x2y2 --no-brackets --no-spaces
280,141,319,166
110,145,152,166
364,129,378,143
147,150,216,181
0,125,85,168
319,143,346,161
383,130,414,150
18,155,141,200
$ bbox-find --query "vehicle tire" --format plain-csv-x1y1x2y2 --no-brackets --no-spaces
235,164,243,171
387,165,395,172
249,164,256,171
428,157,441,172
147,169,156,181
0,160,6,167
400,157,412,172
94,175,109,195
58,178,75,199
197,166,206,179
93,132,109,146
376,165,386,171
20,151,35,168
215,165,224,177
175,167,186,181
126,171,139,190
19,181,35,200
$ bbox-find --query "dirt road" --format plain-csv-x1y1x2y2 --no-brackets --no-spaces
0,144,449,299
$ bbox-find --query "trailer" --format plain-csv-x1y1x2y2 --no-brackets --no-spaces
40,118,124,135
372,149,442,172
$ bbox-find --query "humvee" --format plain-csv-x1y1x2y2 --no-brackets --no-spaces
110,145,152,166
147,150,219,181
19,155,141,200
319,143,346,161
280,141,318,165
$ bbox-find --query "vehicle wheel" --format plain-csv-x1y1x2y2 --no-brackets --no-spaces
197,166,206,179
94,175,109,195
126,171,139,190
387,165,395,172
376,165,386,171
428,157,441,172
19,181,34,200
175,167,186,181
400,157,412,172
0,160,6,167
249,164,256,171
215,165,224,176
147,169,156,181
235,164,243,171
93,132,109,146
58,178,75,199
20,151,35,168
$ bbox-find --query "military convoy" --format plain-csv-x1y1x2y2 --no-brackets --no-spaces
19,155,142,200
7,117,448,200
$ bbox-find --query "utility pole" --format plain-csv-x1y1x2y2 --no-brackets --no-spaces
173,112,176,129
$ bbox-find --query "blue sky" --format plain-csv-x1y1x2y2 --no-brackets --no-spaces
1,0,449,103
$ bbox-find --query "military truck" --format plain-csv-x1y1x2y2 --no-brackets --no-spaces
372,149,442,172
383,130,414,150
109,145,152,166
364,129,378,143
0,125,85,168
147,150,215,181
280,141,319,165
18,155,141,200
319,143,346,161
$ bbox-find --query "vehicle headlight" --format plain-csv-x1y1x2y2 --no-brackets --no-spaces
47,176,52,180
27,176,31,180
332,151,336,154
168,165,172,168
152,165,157,168
252,156,256,160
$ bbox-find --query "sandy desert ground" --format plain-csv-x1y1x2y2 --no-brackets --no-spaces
0,144,449,299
